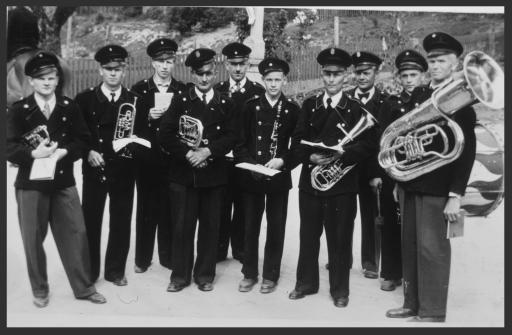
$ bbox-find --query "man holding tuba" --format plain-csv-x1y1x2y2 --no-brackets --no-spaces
131,38,187,274
158,49,237,292
76,45,148,286
385,32,477,322
369,50,429,292
288,48,379,308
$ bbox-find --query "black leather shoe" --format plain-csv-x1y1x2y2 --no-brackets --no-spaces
33,295,49,308
386,307,417,318
381,279,402,291
198,282,214,292
112,277,128,286
325,263,330,270
167,282,186,292
239,278,257,292
134,265,147,273
333,296,349,308
232,252,244,263
83,292,107,304
408,315,446,322
260,279,277,294
363,269,378,279
288,289,306,300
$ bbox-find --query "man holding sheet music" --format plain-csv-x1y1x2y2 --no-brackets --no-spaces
234,57,299,294
131,38,187,273
6,51,106,307
288,48,379,307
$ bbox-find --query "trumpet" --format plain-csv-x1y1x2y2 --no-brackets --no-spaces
114,96,137,158
378,51,504,182
309,109,377,191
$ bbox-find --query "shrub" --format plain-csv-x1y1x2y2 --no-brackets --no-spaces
166,7,237,35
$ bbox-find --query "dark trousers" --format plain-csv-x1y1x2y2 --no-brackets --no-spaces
218,164,244,260
241,191,288,282
380,178,402,280
135,166,172,269
169,182,225,285
15,187,96,299
398,186,451,317
82,165,135,282
295,191,357,299
357,173,377,271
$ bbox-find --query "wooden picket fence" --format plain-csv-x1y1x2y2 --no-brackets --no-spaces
65,31,503,98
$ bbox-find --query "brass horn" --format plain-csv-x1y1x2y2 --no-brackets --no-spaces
114,96,137,158
378,51,504,182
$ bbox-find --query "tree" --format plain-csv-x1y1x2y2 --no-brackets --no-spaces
31,6,77,56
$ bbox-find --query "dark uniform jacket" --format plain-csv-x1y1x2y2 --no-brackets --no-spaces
369,90,415,180
234,94,300,193
292,92,380,197
131,77,187,170
214,79,265,126
75,85,147,182
7,94,91,192
158,87,237,188
397,84,477,196
346,87,390,181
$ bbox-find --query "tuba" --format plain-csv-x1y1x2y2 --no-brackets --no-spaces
378,51,504,182
178,114,206,148
114,96,137,158
308,109,377,191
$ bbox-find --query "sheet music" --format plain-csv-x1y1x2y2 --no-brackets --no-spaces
235,162,281,177
154,92,174,109
29,154,58,180
112,137,151,152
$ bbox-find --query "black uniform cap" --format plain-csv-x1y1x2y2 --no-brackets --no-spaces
352,51,382,70
185,48,216,69
24,51,60,77
317,47,352,68
395,49,428,72
147,38,178,60
222,42,251,60
258,57,290,76
94,44,128,66
423,32,463,57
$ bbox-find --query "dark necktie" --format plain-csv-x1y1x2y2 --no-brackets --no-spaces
202,94,207,105
110,92,116,103
326,97,333,110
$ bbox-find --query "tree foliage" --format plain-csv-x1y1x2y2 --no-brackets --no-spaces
166,7,237,36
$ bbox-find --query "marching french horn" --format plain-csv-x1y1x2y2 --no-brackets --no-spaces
378,51,504,182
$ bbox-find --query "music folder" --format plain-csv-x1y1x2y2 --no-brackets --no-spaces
446,211,465,239
235,162,281,177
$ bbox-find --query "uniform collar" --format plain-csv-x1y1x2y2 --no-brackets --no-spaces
354,86,375,103
323,90,343,109
33,93,56,113
191,86,216,104
265,92,282,108
100,83,122,102
229,76,247,89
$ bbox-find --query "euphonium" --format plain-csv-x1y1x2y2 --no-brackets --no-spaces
378,51,504,182
178,114,205,148
309,109,377,191
114,96,137,158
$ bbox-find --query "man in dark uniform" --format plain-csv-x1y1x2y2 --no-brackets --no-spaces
346,51,389,279
76,44,148,286
288,48,379,307
131,38,187,273
385,32,476,322
369,49,428,291
235,57,300,294
7,51,106,307
215,42,265,262
159,48,237,292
